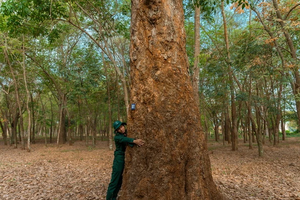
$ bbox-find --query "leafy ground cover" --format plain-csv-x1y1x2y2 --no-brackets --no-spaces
0,138,299,200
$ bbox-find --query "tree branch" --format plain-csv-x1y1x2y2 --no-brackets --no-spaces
284,3,300,20
251,7,286,68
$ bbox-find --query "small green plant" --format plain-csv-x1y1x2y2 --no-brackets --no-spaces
87,145,95,151
282,129,300,138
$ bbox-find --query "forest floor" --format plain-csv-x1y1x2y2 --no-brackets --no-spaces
0,137,300,200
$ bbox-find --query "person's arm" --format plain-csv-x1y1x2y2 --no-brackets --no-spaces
133,139,145,147
115,135,145,147
114,134,134,144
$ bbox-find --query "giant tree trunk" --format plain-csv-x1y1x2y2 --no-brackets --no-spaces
121,1,224,199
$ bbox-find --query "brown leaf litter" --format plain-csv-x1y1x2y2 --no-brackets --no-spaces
0,138,299,200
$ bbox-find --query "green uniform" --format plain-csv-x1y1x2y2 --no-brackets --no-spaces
106,132,134,200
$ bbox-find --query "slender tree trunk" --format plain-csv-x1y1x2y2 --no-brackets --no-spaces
0,120,7,145
19,115,25,149
49,94,53,143
67,114,73,146
272,0,300,128
121,1,224,199
57,94,67,144
22,35,31,151
268,121,273,143
274,83,283,146
79,123,83,141
192,5,201,107
247,77,253,149
102,52,113,150
254,84,264,156
221,111,225,145
77,98,84,141
253,2,300,127
214,117,219,142
221,1,238,151
65,4,130,117
4,111,12,146
92,115,97,146
4,38,21,149
255,107,263,157
85,123,88,146
30,93,35,144
204,113,209,141
281,112,286,141
225,108,231,143
40,98,47,146
11,119,18,148
116,71,121,121
248,112,253,149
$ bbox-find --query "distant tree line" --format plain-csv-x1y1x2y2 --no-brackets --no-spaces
0,0,299,156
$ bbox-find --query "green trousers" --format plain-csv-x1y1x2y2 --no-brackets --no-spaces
106,155,125,200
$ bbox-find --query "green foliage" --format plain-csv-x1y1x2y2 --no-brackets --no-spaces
285,129,300,138
0,0,299,146
235,91,248,101
0,0,68,39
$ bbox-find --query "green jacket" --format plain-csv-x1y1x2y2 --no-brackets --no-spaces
114,132,134,156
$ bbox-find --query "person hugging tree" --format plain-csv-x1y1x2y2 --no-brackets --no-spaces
106,120,145,200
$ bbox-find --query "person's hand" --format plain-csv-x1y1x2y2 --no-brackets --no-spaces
133,139,145,147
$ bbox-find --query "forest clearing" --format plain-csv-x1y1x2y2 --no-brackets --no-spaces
0,137,299,200
1,0,300,199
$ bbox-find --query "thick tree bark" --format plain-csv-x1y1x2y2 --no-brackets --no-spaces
121,1,224,199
